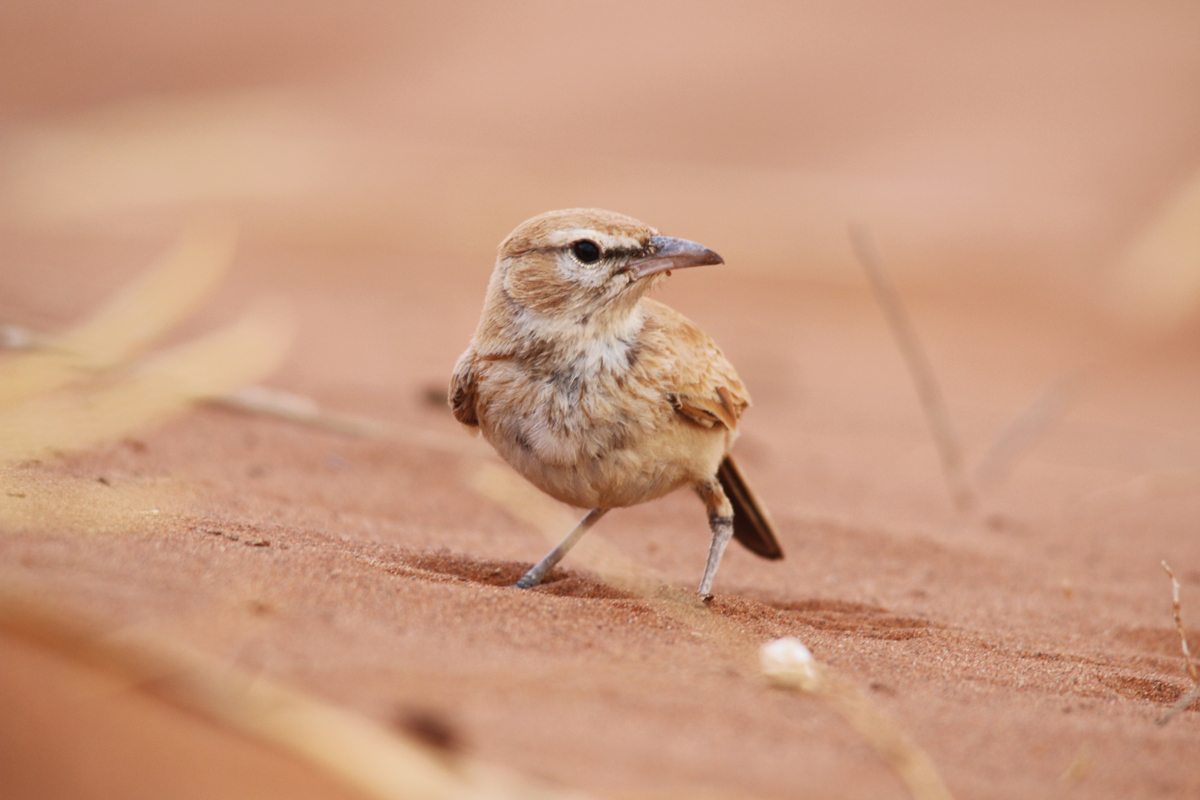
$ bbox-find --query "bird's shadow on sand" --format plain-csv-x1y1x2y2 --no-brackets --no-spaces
401,550,631,600
397,549,932,637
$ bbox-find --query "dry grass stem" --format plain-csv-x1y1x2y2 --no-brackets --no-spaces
972,373,1080,492
0,223,294,467
1058,744,1093,785
0,221,236,407
848,225,976,514
762,638,954,800
0,323,45,350
1156,561,1198,726
214,386,489,458
0,592,595,800
0,305,292,463
1087,468,1200,504
1161,561,1197,682
1158,684,1200,727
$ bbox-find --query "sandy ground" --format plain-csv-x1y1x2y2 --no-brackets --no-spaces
2,4,1200,799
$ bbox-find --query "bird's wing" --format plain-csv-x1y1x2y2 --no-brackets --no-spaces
672,393,737,430
449,349,480,427
640,300,782,560
641,299,749,432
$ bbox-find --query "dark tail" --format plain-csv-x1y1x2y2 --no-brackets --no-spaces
717,455,784,560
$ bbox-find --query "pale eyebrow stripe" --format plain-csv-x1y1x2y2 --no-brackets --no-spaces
545,229,642,251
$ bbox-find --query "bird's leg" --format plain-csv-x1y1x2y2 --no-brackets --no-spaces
514,508,609,589
696,480,735,599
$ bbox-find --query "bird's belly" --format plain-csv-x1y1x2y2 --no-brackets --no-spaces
482,399,728,510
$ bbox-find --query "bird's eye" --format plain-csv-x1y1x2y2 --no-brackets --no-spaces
571,240,601,264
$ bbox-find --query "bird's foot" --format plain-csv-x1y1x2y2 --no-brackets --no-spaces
513,571,542,589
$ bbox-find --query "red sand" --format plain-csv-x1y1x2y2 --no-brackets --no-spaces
2,4,1199,799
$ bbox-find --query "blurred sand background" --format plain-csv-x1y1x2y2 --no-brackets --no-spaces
4,1,1200,306
2,3,1200,799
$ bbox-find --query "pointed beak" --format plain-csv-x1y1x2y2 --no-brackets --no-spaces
630,236,724,280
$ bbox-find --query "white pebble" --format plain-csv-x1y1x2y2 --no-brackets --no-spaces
761,637,820,689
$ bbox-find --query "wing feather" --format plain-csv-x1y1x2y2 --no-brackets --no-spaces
449,350,480,427
641,299,748,432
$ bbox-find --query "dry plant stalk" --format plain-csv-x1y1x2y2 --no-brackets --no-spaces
0,224,292,466
0,323,45,350
1161,685,1200,727
761,638,954,800
0,227,291,540
0,221,236,407
0,306,291,462
0,592,592,800
1157,561,1199,726
848,225,976,514
849,229,1076,504
215,386,488,458
971,374,1080,492
1058,744,1093,786
1088,468,1200,504
1162,561,1198,683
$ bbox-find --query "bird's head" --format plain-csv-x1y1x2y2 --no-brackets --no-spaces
491,208,723,328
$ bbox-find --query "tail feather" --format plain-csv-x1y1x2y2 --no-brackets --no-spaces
717,455,784,560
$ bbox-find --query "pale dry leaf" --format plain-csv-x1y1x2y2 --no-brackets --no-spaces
0,221,237,407
0,303,292,463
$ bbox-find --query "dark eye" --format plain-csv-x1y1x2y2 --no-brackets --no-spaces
571,239,601,264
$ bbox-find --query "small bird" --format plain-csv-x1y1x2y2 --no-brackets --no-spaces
450,208,782,597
